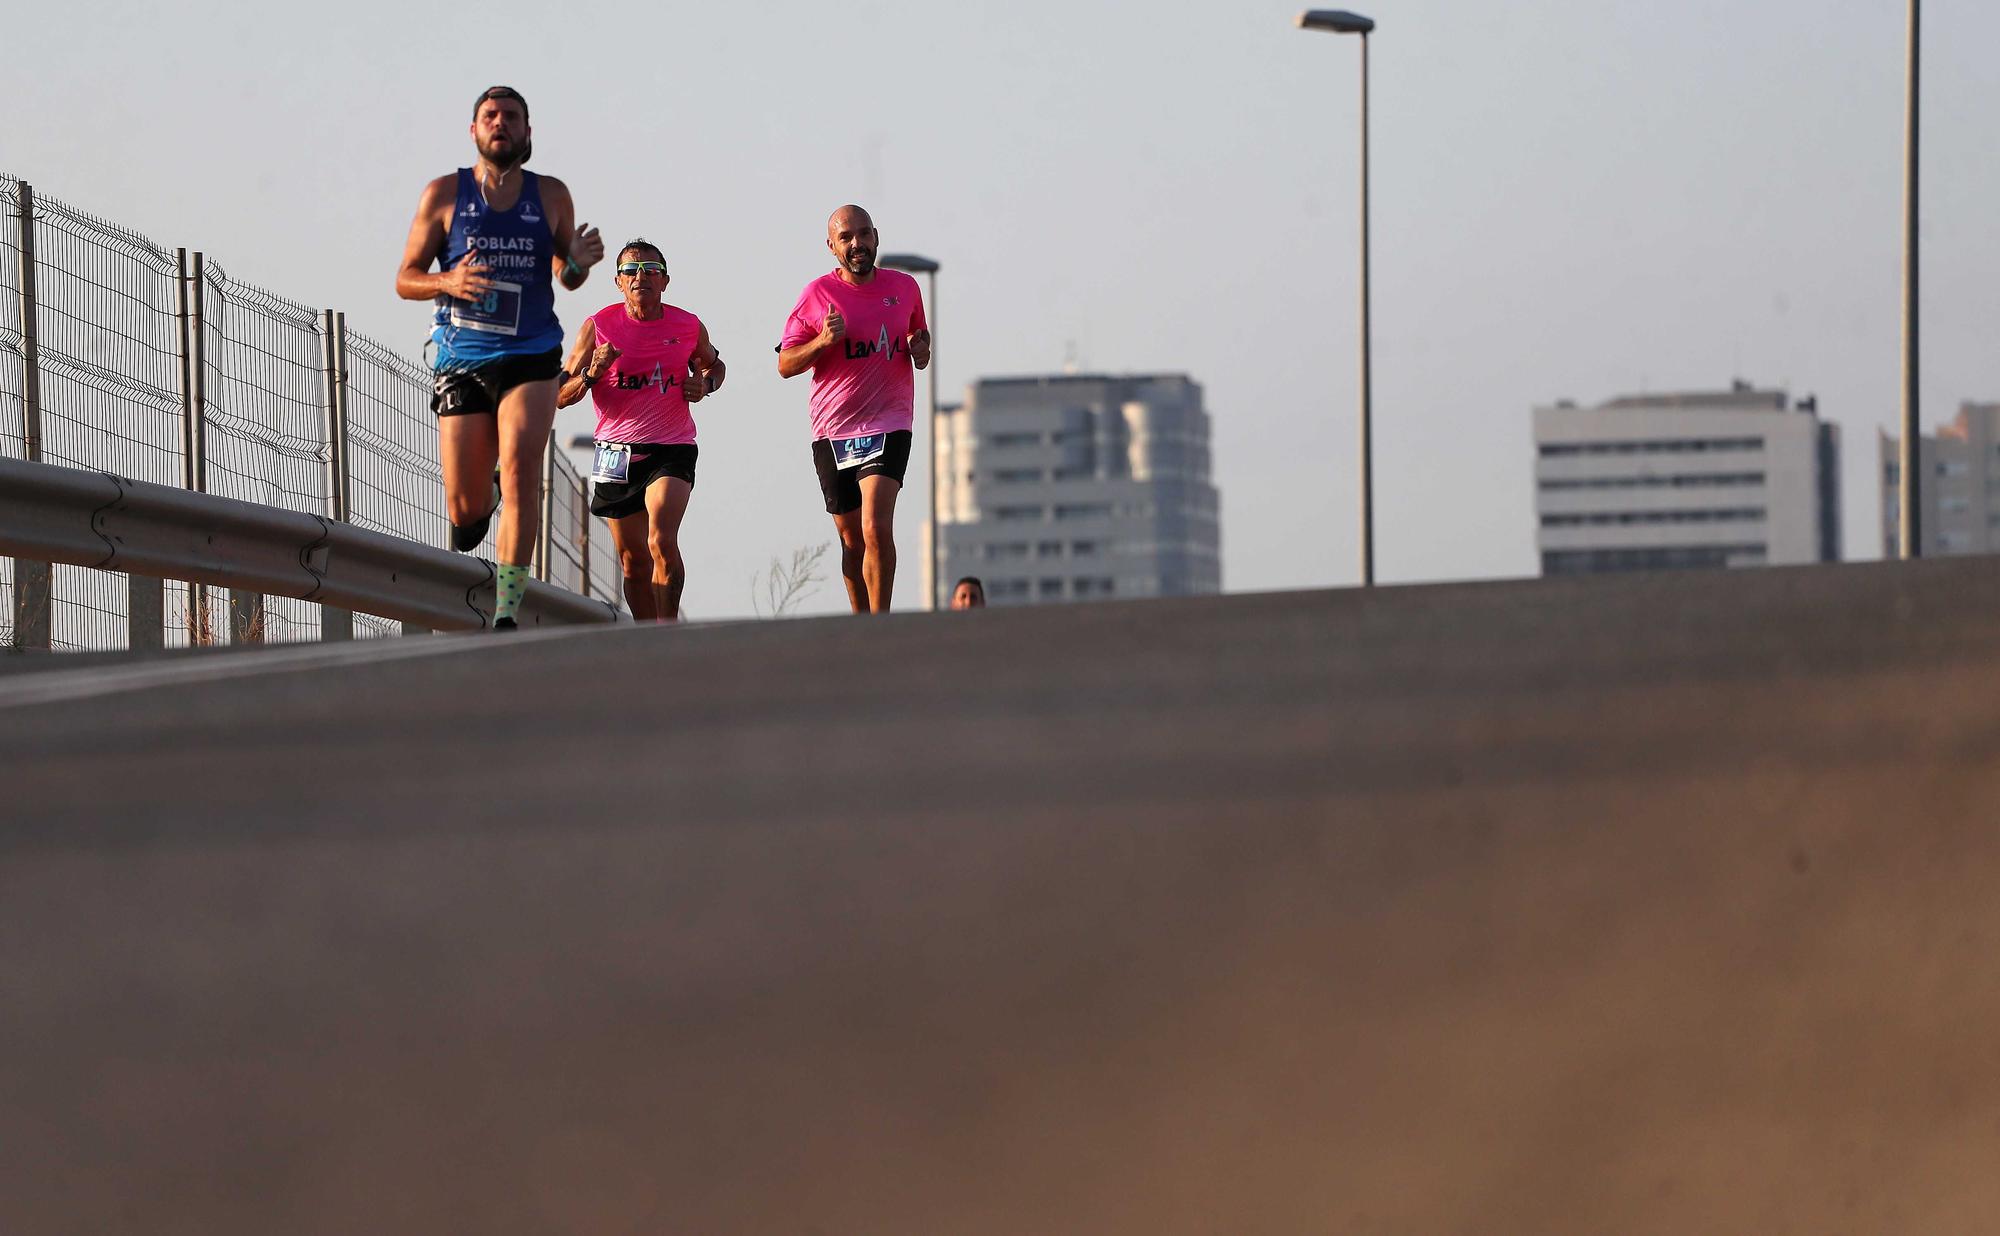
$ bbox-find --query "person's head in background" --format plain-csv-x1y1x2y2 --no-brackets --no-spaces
950,577,986,610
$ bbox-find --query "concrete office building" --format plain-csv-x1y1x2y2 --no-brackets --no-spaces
1533,382,1841,576
1878,403,2000,557
934,373,1220,607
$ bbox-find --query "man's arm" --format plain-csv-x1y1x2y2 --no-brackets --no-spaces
554,316,603,410
906,281,931,370
395,176,487,301
540,177,603,292
687,323,724,402
777,305,845,378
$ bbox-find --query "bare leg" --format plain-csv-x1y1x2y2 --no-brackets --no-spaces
859,474,900,614
438,413,500,531
832,509,869,614
646,477,693,621
609,511,657,621
493,378,559,567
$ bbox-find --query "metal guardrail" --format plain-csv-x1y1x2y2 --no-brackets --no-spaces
0,456,616,635
0,172,623,649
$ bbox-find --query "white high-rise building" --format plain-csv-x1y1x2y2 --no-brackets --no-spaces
934,373,1220,607
1878,403,2000,557
1533,382,1841,576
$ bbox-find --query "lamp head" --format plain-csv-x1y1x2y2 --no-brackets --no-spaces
1296,9,1375,34
879,253,941,274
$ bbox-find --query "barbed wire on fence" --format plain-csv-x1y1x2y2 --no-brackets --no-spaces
0,172,619,650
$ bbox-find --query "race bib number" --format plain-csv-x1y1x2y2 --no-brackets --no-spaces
830,433,888,471
446,279,524,337
591,442,632,484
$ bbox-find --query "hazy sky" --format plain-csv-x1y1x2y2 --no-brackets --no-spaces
6,0,1999,616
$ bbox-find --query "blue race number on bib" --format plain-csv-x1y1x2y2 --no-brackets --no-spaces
591,442,632,484
447,279,525,337
830,433,888,471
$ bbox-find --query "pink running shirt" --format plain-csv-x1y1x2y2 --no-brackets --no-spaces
589,303,704,445
778,269,928,441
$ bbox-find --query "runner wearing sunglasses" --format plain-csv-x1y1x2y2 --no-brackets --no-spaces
394,85,606,629
557,240,724,621
776,205,930,614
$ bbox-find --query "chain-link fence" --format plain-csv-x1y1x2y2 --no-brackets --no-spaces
0,173,619,651
545,444,623,599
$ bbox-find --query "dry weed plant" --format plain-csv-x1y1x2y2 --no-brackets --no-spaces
179,588,269,647
1,567,50,652
751,543,830,618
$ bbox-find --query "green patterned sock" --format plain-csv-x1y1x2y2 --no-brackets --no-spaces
495,562,530,625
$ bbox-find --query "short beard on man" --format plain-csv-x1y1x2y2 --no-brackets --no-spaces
482,134,532,170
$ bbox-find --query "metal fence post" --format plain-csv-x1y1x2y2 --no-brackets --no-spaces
533,431,556,582
181,251,208,493
579,500,591,599
11,182,52,651
318,308,354,641
7,184,48,643
17,185,43,465
177,249,213,642
331,312,352,521
320,308,348,522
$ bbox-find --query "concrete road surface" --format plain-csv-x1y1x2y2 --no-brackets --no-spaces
6,559,2000,1233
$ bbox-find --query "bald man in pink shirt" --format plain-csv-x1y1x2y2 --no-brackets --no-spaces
777,205,932,614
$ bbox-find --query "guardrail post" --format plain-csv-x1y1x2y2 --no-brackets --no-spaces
11,181,52,650
127,575,164,651
533,431,556,582
318,308,354,641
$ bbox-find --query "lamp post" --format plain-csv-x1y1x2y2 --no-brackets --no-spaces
1899,0,1921,559
879,252,943,607
1295,9,1376,587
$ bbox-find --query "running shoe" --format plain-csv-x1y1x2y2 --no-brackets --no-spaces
494,616,518,631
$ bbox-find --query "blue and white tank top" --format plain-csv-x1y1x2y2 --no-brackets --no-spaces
430,167,562,371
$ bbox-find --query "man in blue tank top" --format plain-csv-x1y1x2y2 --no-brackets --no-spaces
394,85,605,629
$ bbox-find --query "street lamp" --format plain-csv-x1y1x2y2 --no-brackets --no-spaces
879,252,944,608
1295,9,1376,587
1898,0,1921,559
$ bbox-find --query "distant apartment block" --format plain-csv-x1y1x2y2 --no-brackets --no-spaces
1878,403,2000,557
934,373,1220,607
1533,382,1841,576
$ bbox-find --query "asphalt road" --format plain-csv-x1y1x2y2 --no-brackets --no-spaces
6,559,2000,1234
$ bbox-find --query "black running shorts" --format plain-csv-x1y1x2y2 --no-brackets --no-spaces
431,348,564,418
811,429,912,515
589,442,699,519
